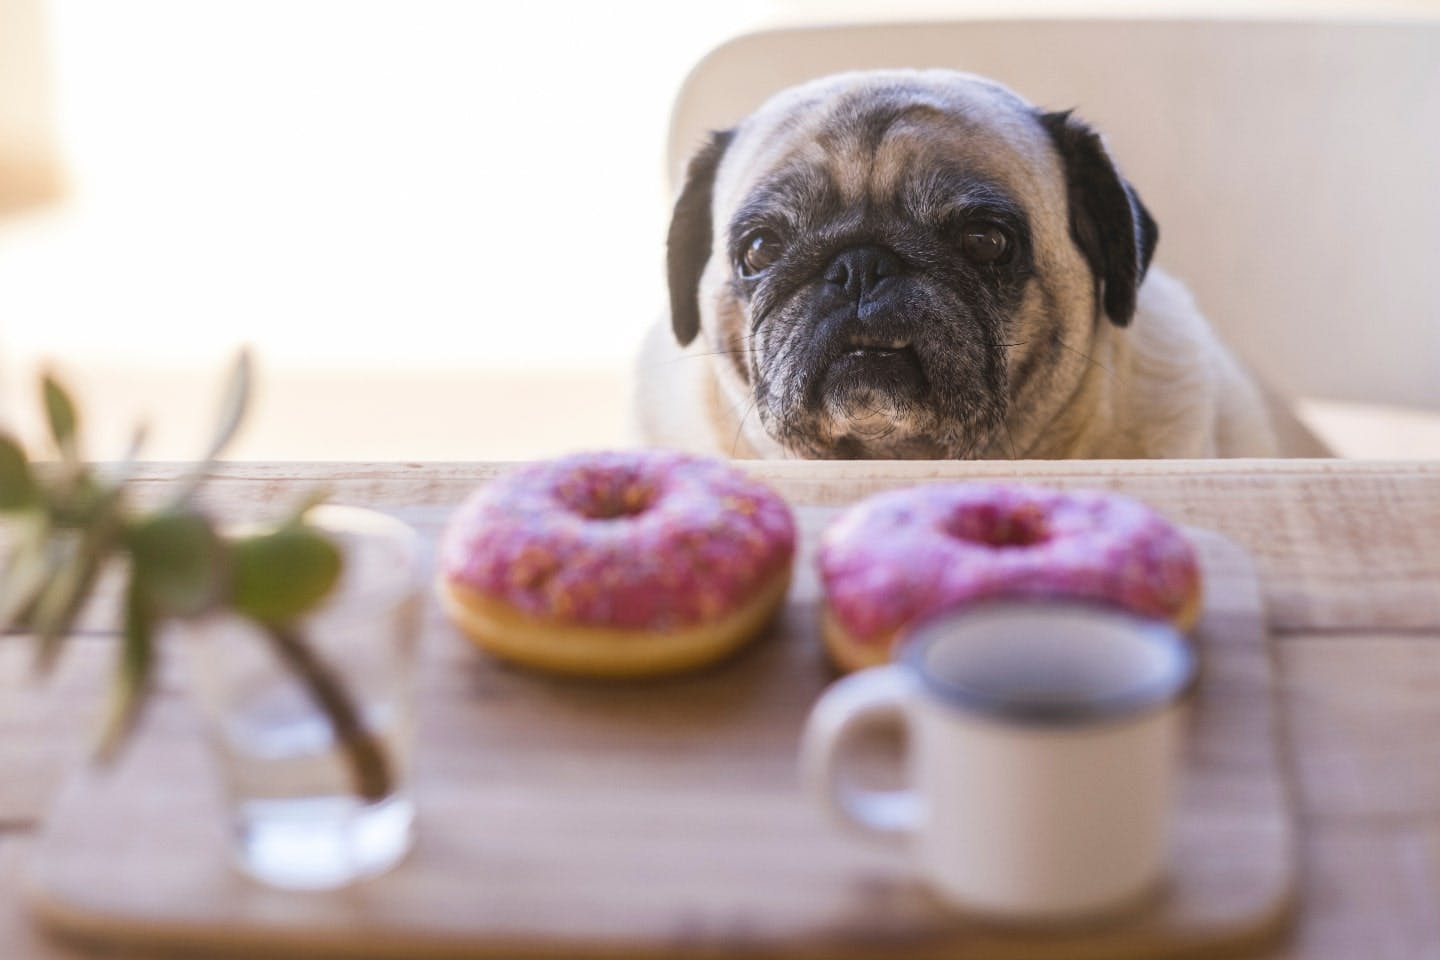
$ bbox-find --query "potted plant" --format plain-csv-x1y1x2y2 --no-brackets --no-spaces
0,354,422,888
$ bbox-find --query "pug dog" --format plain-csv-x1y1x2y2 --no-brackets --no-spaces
637,69,1293,459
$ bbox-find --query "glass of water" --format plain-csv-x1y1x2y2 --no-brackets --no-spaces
182,505,424,890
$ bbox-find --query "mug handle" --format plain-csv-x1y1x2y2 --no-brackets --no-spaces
800,665,921,843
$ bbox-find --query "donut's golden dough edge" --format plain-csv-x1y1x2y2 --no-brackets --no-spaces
820,585,1206,675
820,605,897,674
438,571,793,678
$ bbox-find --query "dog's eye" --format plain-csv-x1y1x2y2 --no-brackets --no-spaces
960,223,1012,265
740,230,784,277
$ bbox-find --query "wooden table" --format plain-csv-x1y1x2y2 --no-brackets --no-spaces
4,459,1440,958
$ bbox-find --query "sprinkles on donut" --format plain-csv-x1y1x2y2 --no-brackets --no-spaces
818,483,1202,672
438,450,796,677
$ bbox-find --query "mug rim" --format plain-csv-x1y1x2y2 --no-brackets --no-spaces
897,600,1198,727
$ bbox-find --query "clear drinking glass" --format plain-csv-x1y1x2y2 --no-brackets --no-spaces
182,505,424,890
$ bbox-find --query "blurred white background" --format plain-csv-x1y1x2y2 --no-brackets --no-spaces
2,0,768,459
2,0,1438,459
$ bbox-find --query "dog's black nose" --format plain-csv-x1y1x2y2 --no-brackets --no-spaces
824,245,903,303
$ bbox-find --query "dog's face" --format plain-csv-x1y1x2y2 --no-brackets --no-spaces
666,70,1157,459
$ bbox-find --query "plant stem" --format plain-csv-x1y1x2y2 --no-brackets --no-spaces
261,623,392,803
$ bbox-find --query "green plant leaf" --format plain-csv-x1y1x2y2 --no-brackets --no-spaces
33,488,124,673
98,423,149,490
0,511,52,632
29,531,82,667
41,372,80,463
96,576,155,763
170,349,252,506
122,423,148,462
203,348,252,463
0,434,37,511
229,525,342,624
128,509,224,618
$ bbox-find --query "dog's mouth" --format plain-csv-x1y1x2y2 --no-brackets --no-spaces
754,276,1008,457
761,322,999,459
820,336,928,402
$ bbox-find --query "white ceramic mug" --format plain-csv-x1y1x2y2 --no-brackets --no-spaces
801,601,1197,923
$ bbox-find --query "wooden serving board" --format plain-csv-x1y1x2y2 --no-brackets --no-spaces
25,507,1295,959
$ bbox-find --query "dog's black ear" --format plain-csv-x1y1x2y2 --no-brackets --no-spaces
1039,110,1158,327
667,130,734,346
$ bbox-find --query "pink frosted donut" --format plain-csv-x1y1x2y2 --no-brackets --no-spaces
818,484,1202,672
438,450,796,677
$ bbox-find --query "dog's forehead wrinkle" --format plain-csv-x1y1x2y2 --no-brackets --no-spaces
911,174,1022,216
821,94,946,151
837,108,1045,204
750,154,1035,257
751,163,835,213
722,69,1062,202
729,160,849,248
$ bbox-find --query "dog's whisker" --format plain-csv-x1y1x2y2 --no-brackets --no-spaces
729,393,762,457
681,348,757,361
651,349,755,369
1054,337,1115,380
1002,420,1020,461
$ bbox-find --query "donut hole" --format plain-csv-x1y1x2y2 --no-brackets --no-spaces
556,470,659,521
581,491,655,520
944,506,1050,548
